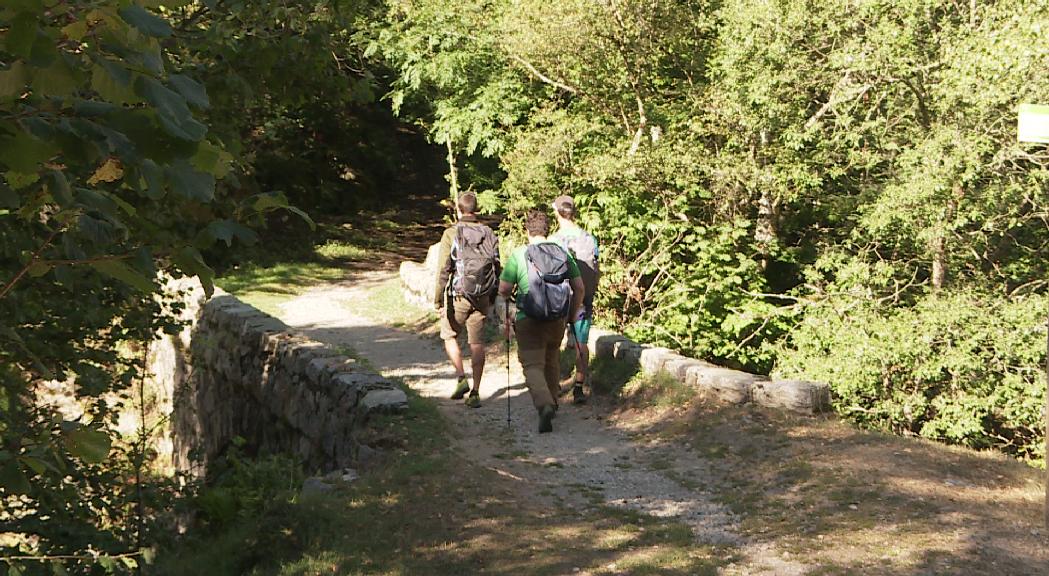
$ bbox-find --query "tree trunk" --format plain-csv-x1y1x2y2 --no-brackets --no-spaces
753,130,778,270
445,139,459,216
930,235,947,290
755,187,777,271
931,192,959,290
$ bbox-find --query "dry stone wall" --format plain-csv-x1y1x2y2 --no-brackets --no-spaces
400,245,829,415
149,279,406,477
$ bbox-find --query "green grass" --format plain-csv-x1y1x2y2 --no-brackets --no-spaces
346,277,438,332
621,370,696,408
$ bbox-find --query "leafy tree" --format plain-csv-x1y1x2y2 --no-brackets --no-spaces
0,1,295,570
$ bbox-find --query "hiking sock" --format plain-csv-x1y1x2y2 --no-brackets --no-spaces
450,375,470,400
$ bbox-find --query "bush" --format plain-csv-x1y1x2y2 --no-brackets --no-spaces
774,290,1047,465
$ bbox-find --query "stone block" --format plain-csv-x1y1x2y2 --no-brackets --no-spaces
613,340,643,364
639,347,675,375
663,357,712,381
686,366,756,405
751,380,830,415
361,388,409,414
593,332,629,359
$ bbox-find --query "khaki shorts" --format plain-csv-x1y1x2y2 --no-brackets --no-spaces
439,296,491,344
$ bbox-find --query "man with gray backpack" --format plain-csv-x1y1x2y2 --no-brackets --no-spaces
551,194,599,405
434,193,501,408
498,209,584,433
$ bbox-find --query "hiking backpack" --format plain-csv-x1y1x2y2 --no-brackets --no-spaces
519,243,572,321
555,229,599,294
450,224,499,302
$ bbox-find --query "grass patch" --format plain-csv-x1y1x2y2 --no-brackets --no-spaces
159,383,733,575
620,370,695,408
216,220,394,316
347,276,439,333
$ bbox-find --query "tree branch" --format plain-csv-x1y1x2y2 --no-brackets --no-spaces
508,53,577,94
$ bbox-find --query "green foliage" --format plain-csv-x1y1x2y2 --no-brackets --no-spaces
775,288,1046,464
371,0,1048,463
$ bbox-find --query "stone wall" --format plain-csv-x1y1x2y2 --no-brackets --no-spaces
148,279,406,477
400,246,829,415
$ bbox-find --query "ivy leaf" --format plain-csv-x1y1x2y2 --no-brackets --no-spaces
135,76,206,141
285,205,316,230
32,56,78,97
0,460,31,494
139,159,166,199
172,246,214,297
0,61,28,100
91,59,139,105
27,261,50,277
191,141,232,178
48,170,73,206
251,191,290,212
6,13,38,59
0,130,57,172
90,259,154,293
196,219,258,248
0,182,18,209
169,73,210,109
63,426,111,464
166,160,214,202
118,5,173,38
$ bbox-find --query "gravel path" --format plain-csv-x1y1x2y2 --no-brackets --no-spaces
275,272,808,574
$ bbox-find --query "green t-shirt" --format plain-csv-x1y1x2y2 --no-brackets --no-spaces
500,241,581,320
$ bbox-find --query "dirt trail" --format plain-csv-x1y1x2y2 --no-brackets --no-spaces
274,271,808,575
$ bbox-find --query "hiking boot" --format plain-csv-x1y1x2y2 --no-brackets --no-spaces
465,394,481,408
558,376,575,396
538,405,555,433
572,385,586,405
450,376,470,400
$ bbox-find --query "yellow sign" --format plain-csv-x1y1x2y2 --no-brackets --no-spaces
1018,104,1049,143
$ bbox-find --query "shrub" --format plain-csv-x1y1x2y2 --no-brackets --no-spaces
774,290,1047,465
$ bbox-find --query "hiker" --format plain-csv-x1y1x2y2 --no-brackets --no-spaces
550,194,599,405
498,209,584,433
434,192,501,408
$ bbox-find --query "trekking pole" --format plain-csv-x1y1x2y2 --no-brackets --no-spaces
505,303,512,430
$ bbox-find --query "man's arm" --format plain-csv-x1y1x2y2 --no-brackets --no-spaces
569,276,584,321
433,228,454,309
497,279,514,300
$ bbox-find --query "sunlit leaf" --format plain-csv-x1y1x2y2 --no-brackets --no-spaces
87,158,124,185
27,261,50,277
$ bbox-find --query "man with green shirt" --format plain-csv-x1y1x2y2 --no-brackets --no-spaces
498,209,585,433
